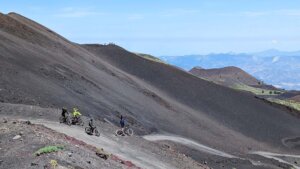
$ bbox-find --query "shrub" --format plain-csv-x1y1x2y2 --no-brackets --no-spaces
34,145,64,156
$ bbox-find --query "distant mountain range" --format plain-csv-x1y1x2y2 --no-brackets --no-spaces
160,49,300,90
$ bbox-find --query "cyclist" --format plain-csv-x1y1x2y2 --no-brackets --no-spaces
120,115,125,129
61,107,69,122
72,108,82,120
88,119,96,132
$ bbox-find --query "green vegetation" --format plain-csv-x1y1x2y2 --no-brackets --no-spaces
135,53,165,63
232,84,283,96
267,98,300,111
34,145,64,156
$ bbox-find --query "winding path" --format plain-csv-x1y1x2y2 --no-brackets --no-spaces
32,120,175,169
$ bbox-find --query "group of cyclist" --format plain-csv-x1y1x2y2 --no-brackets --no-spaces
61,107,126,135
61,107,81,120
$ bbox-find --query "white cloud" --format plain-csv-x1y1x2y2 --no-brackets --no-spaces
161,9,199,17
271,40,278,44
280,82,300,87
243,11,268,17
220,9,300,18
55,7,105,18
273,84,282,88
127,14,144,20
281,9,300,16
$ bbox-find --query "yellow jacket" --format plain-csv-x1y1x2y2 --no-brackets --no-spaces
72,108,81,117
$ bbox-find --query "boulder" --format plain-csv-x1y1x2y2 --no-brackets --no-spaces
3,118,7,123
96,148,110,160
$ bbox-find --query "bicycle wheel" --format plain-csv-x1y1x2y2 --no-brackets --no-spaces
85,127,92,135
94,129,100,137
59,116,64,123
126,128,134,136
77,118,84,126
66,116,72,126
115,129,123,136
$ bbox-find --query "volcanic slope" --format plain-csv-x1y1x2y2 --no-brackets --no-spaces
82,44,300,153
0,12,300,159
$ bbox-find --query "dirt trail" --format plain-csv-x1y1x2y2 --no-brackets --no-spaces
31,119,175,169
143,134,237,158
250,151,300,169
144,134,300,169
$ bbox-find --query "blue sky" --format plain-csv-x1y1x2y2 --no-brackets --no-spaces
1,0,300,55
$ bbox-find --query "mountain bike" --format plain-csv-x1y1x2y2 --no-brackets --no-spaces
71,116,84,126
59,114,72,126
115,126,134,136
85,126,100,137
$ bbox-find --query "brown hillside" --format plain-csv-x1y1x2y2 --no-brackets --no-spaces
189,66,260,87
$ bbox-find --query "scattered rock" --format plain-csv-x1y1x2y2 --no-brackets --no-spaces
86,161,91,164
96,148,110,160
68,152,72,157
0,160,3,165
3,118,7,123
19,131,24,136
24,120,31,125
12,121,17,124
13,135,21,140
39,113,43,116
31,162,38,166
203,161,207,165
163,144,170,149
295,161,298,164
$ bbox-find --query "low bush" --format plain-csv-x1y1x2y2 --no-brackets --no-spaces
34,145,64,156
